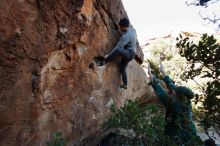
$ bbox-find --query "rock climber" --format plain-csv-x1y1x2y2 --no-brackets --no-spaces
148,63,198,145
103,18,137,89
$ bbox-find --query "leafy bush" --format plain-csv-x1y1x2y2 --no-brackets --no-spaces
104,100,176,146
176,34,220,135
143,38,187,82
45,132,67,146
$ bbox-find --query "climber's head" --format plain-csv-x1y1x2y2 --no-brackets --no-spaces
174,86,194,101
119,18,130,32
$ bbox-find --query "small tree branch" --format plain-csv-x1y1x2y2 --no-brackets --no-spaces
199,11,220,24
210,0,220,4
186,0,220,29
213,126,220,136
199,11,220,30
185,1,200,6
186,0,220,7
192,79,206,91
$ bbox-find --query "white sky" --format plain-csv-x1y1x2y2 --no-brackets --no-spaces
122,0,220,45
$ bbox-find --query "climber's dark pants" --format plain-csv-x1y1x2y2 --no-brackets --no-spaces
106,48,135,85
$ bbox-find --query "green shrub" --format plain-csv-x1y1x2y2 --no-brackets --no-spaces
45,132,67,146
104,100,176,146
176,34,220,134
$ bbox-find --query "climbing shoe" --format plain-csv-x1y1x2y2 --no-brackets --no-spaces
94,56,106,66
96,60,106,66
120,84,127,89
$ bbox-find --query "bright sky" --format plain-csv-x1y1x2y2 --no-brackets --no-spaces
122,0,220,45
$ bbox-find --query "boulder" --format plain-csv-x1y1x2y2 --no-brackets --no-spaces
0,0,155,145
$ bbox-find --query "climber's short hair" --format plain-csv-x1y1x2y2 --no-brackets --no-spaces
119,18,130,27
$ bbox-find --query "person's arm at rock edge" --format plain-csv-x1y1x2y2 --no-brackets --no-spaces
148,65,169,108
160,63,176,91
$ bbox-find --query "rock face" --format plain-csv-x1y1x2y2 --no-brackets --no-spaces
0,0,154,145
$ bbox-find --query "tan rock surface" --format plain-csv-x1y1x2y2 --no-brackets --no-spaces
0,0,156,145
